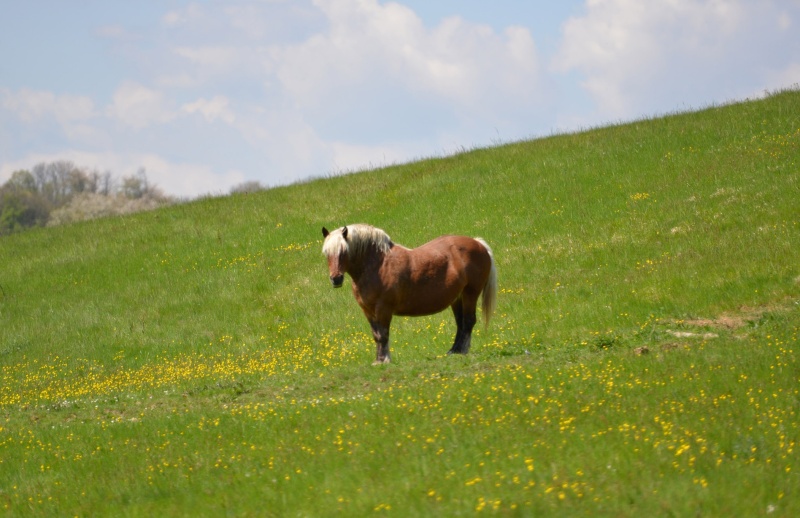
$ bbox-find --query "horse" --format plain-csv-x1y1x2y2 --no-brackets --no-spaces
321,224,497,364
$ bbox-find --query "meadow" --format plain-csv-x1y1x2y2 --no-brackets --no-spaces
1,89,799,516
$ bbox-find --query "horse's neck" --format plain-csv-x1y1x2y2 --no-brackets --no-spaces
348,246,387,281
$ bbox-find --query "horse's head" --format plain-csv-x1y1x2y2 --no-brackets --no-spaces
322,224,392,287
321,226,349,288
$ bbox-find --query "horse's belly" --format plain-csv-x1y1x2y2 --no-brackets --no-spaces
394,302,449,317
392,283,461,316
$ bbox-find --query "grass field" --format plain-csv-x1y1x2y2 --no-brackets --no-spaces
1,89,799,516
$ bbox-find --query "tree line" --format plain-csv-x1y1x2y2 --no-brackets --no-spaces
0,161,173,235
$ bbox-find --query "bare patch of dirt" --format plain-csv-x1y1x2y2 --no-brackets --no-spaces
677,304,778,330
681,314,751,330
666,330,719,339
644,298,797,355
667,299,798,341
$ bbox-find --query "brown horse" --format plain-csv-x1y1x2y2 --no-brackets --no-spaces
321,224,497,364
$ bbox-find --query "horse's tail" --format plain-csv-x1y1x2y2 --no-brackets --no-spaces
475,238,497,327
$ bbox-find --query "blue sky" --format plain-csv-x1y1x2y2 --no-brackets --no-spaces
2,0,799,197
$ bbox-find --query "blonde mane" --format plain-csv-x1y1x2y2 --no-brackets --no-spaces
322,224,394,259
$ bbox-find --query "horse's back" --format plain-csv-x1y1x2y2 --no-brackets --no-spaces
416,234,486,255
424,235,491,270
407,234,492,291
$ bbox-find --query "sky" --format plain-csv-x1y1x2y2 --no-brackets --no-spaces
1,0,799,198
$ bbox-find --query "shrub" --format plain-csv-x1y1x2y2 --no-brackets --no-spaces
47,192,173,226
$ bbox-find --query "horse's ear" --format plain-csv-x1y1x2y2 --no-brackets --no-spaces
342,226,348,239
322,227,329,238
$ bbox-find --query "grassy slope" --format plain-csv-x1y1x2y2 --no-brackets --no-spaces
1,90,799,516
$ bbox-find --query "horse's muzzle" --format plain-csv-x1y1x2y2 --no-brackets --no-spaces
330,275,344,288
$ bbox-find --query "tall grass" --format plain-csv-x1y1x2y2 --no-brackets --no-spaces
1,90,799,516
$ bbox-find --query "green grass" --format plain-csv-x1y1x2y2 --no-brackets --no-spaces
1,89,799,516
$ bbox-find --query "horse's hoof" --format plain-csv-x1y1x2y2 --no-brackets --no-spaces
372,358,390,365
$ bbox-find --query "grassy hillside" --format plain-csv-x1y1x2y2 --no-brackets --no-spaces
1,89,799,516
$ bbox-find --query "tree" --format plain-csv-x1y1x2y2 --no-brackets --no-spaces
7,170,37,192
120,168,167,200
0,185,50,235
230,180,265,194
92,170,115,195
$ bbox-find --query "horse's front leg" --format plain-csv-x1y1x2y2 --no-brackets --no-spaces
369,316,392,364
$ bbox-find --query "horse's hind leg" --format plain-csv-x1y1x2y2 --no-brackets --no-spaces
448,295,477,355
447,299,466,355
448,293,478,354
369,317,392,364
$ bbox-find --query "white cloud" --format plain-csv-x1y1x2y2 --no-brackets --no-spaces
778,11,792,31
182,95,236,124
1,88,95,124
223,4,274,40
555,0,800,119
0,88,104,145
162,4,206,28
167,44,271,90
270,0,540,113
106,81,176,130
173,46,241,70
95,24,136,41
